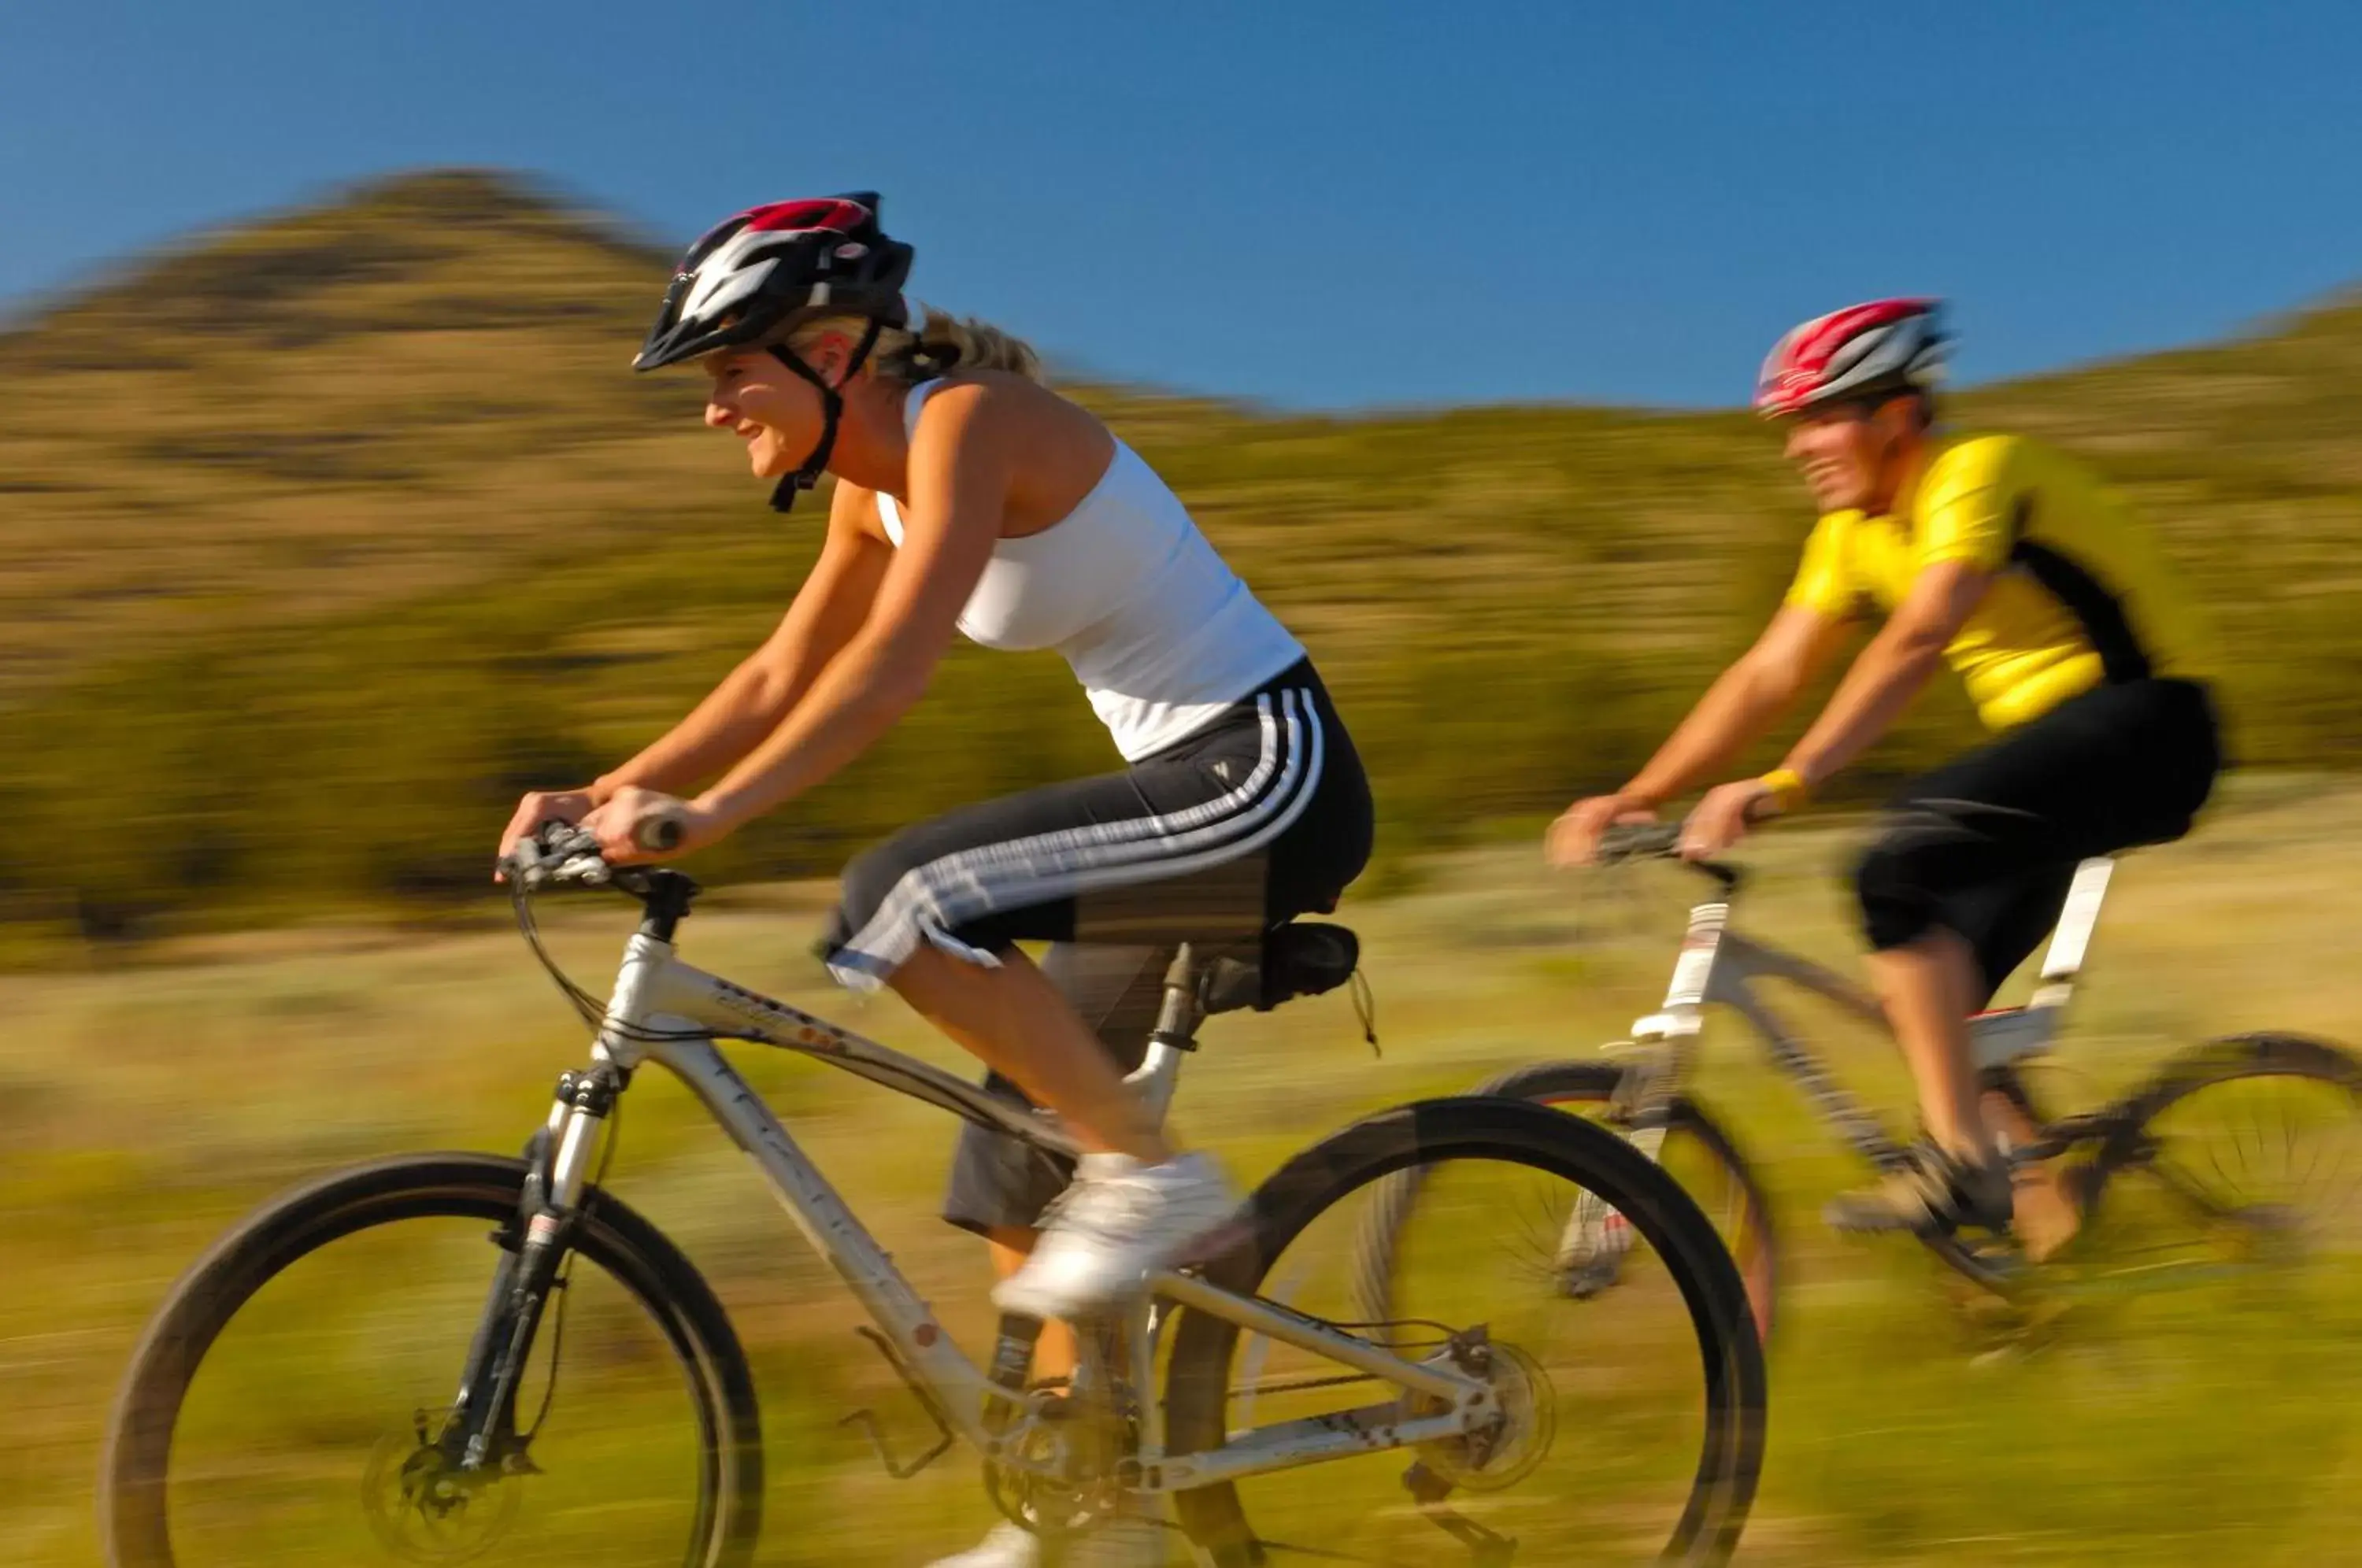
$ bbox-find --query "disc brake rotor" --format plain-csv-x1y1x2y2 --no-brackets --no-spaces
360,1411,527,1565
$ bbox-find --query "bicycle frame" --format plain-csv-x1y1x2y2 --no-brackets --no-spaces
1620,856,2116,1169
1559,857,2116,1281
516,926,1493,1493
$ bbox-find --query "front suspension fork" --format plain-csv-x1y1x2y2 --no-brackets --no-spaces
1557,1043,1686,1290
446,1065,620,1470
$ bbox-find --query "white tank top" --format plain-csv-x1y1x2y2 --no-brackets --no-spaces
874,381,1305,760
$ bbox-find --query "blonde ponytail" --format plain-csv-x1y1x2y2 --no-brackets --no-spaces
784,306,1046,386
902,307,1044,381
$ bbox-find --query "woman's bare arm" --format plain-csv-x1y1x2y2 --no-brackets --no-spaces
591,479,892,802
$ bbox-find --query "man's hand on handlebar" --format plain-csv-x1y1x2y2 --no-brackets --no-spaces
1560,780,1787,875
1546,793,1660,869
1679,778,1783,860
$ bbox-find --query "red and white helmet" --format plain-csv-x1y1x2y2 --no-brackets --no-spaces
634,193,913,372
1753,298,1949,417
635,193,916,512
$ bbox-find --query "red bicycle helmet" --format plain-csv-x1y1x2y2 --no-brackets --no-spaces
1754,298,1948,417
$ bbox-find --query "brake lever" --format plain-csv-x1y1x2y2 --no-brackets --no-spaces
553,852,613,887
497,823,614,893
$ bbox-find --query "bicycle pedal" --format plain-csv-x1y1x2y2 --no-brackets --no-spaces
1401,1459,1452,1505
1556,1257,1622,1300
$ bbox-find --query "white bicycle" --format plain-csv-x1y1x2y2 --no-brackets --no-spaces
102,822,1764,1567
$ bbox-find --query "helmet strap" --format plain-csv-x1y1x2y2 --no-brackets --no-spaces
765,316,887,513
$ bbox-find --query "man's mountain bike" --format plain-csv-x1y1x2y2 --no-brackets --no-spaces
1355,823,2362,1344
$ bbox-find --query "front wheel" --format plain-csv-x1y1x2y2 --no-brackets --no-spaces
1352,1060,1779,1344
102,1152,763,1568
1164,1096,1764,1566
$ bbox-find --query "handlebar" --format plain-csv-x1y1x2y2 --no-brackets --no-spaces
500,819,702,997
502,821,613,892
1594,822,1683,861
1593,821,1746,895
502,810,685,897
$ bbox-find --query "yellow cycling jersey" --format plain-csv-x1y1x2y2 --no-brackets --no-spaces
1783,432,2216,730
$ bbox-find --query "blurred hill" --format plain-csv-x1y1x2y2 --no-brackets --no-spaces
1,168,2357,937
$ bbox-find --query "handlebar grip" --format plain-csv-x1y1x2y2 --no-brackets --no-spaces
1596,822,1683,862
634,812,685,853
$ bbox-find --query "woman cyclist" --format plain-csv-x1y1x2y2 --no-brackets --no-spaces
497,194,1372,1565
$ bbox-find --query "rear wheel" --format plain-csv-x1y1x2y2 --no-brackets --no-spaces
2082,1033,2362,1289
102,1153,763,1568
1164,1096,1764,1566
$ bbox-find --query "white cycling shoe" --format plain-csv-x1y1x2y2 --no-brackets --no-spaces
992,1151,1237,1322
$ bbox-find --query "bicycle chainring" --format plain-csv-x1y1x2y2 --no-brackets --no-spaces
984,1387,1131,1536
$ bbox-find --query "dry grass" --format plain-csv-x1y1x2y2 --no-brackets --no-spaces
9,775,2362,1564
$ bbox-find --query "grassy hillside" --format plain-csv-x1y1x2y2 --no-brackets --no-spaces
2,169,2359,936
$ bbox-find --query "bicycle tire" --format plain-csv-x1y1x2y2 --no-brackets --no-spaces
2090,1030,2362,1252
1350,1060,1780,1344
100,1152,763,1568
1164,1095,1765,1566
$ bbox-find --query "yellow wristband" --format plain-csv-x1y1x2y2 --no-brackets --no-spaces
1759,767,1810,813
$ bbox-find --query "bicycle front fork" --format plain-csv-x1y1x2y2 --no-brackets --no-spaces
444,1064,622,1470
1557,1040,1689,1294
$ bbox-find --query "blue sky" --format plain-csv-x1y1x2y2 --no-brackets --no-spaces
4,2,2356,409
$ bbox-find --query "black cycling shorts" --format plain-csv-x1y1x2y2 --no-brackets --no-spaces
1853,676,2221,1001
816,658,1373,1234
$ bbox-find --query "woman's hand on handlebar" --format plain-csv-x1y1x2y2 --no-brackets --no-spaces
1546,793,1659,869
584,786,719,864
1679,778,1783,860
496,786,602,882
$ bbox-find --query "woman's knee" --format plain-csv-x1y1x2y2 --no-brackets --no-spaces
835,834,917,937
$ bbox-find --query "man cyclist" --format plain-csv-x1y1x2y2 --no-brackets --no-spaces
1550,298,2223,1237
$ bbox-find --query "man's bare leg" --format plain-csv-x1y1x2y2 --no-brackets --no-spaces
1829,927,2015,1231
1865,927,1993,1159
1981,1089,2082,1262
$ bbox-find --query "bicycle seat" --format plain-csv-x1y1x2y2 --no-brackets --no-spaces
1201,922,1360,1016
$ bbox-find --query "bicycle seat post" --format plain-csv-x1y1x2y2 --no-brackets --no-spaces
1969,856,2116,1074
1122,943,1206,1129
2029,856,2114,1011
